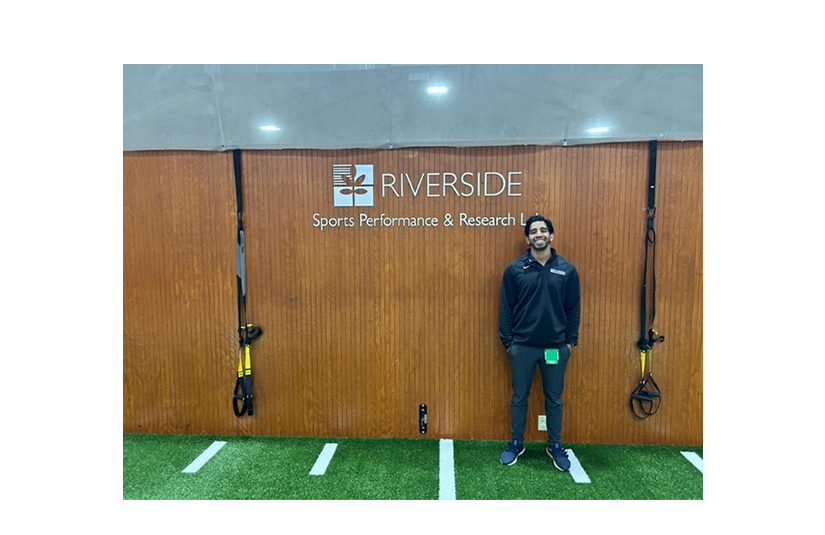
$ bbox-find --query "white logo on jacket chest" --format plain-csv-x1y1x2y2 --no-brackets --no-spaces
549,268,566,276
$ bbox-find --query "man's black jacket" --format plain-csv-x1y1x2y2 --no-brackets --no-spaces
498,248,581,351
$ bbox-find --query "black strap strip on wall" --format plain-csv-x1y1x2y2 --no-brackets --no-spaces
639,140,659,350
232,149,262,417
631,140,664,419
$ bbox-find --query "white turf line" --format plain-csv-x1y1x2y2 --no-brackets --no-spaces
439,439,456,500
181,441,227,473
681,451,703,473
309,443,339,476
566,449,591,483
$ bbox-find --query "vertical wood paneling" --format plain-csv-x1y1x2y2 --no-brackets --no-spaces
124,150,236,434
124,142,703,444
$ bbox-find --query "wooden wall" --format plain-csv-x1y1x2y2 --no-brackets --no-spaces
124,142,702,444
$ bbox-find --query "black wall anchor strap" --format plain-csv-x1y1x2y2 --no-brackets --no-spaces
232,149,263,417
631,141,665,419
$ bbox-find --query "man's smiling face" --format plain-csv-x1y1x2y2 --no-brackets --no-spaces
526,221,552,251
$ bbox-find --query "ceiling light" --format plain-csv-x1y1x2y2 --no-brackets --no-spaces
427,86,448,94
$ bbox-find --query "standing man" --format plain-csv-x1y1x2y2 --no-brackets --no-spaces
498,214,581,470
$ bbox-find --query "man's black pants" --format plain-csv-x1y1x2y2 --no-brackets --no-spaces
508,343,571,443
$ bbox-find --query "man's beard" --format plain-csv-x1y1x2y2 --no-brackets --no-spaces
530,239,549,251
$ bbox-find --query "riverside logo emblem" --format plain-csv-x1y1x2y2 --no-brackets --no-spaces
333,164,374,207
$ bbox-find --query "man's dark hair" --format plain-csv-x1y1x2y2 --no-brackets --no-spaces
524,214,554,236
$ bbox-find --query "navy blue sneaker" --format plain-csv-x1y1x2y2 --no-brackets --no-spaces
500,440,525,466
547,442,571,471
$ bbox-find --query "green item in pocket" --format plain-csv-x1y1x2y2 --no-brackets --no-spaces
545,348,559,365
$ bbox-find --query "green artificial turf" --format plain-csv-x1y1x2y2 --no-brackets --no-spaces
453,440,702,500
123,434,702,500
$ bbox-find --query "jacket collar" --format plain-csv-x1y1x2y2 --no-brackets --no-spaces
523,247,557,266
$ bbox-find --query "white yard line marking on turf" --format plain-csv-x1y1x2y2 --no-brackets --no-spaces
566,449,591,483
309,443,339,476
681,451,703,473
181,441,227,473
439,439,456,500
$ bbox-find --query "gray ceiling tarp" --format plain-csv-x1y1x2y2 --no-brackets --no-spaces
123,64,702,151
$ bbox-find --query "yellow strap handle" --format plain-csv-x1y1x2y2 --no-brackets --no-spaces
237,348,244,378
639,349,653,377
237,323,256,377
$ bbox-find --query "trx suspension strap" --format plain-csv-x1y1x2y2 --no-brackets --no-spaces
630,140,665,419
232,149,263,417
